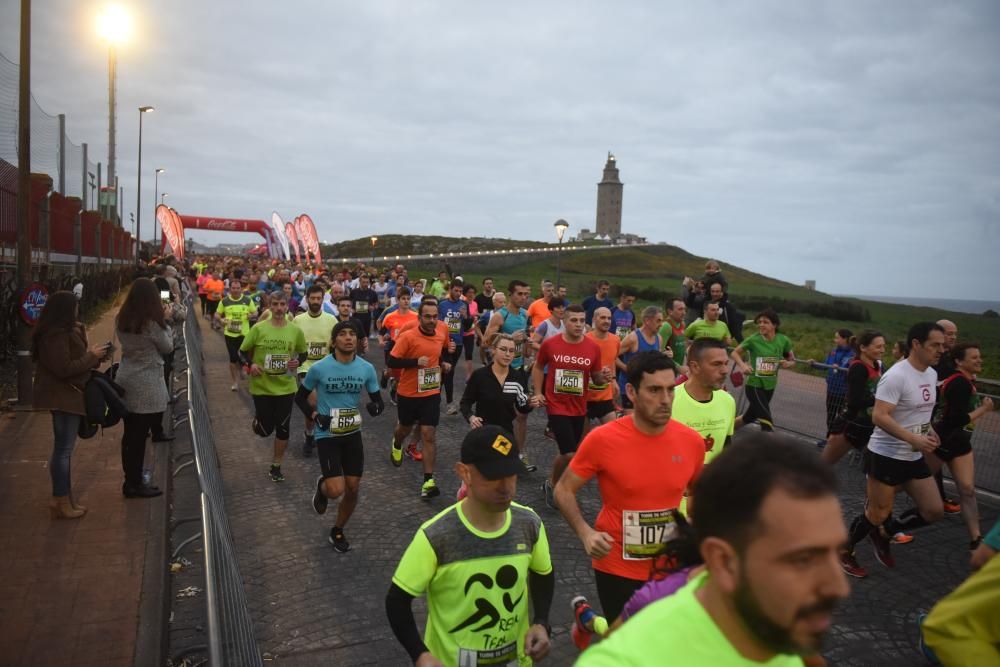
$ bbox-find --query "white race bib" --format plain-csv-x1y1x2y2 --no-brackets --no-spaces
263,353,289,374
307,341,327,360
622,508,679,560
457,642,518,667
755,357,780,377
328,407,362,435
554,368,585,395
226,319,243,334
417,366,441,393
355,301,369,313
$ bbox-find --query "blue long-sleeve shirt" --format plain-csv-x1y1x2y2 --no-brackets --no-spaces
824,345,854,395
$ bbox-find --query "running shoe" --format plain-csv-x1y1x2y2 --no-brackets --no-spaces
456,480,468,501
230,383,238,392
942,498,961,514
917,613,940,664
390,438,403,467
405,442,424,461
520,454,537,473
870,530,895,568
891,532,914,545
839,551,868,579
302,433,315,457
543,426,555,441
570,595,596,651
269,465,285,483
329,527,351,553
421,478,440,500
312,476,327,515
446,402,459,416
542,480,556,510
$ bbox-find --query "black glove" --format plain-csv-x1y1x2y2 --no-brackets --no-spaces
366,400,383,417
315,414,332,430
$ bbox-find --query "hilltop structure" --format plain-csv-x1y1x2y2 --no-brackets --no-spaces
575,153,647,245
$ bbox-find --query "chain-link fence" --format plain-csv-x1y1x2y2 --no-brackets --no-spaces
182,298,264,667
724,361,1000,495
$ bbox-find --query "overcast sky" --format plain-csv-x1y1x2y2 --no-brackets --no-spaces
3,1,999,299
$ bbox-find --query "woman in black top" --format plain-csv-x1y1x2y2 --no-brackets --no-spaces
460,333,533,435
930,342,995,549
456,333,534,500
821,330,885,465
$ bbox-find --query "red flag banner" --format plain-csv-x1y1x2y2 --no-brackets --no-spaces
285,222,302,263
168,208,186,260
298,214,322,264
157,205,183,259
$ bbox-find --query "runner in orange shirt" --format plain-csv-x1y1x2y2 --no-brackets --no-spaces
204,275,226,331
387,299,455,499
527,280,554,328
585,306,621,433
554,350,705,622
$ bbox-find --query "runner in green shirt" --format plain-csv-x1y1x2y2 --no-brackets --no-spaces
386,425,554,667
239,290,307,482
685,302,733,350
577,436,848,667
293,284,338,457
730,309,795,432
659,298,688,368
215,279,257,391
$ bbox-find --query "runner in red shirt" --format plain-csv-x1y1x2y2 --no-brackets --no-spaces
532,304,608,508
554,350,705,622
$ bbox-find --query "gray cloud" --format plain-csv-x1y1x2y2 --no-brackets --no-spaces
3,0,999,298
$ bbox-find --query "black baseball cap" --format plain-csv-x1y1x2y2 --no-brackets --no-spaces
460,425,525,480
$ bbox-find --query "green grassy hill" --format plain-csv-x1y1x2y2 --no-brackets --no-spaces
331,238,1000,380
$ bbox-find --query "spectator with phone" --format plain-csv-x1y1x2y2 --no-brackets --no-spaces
115,278,174,498
31,291,110,519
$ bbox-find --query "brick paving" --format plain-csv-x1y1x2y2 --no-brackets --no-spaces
0,305,168,667
194,317,997,666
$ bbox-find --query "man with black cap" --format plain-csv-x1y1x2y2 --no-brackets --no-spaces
386,425,554,666
295,320,384,553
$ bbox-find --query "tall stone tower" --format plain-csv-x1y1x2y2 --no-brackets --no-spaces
595,152,623,237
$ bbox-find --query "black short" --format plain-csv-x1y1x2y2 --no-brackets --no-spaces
397,394,440,428
463,337,475,360
252,393,295,440
829,417,874,450
594,569,644,622
224,335,244,364
317,432,364,478
587,400,616,421
206,299,220,316
932,427,973,462
865,450,932,486
549,414,586,455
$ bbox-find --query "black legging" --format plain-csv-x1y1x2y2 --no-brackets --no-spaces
442,346,462,404
742,385,775,431
121,412,163,488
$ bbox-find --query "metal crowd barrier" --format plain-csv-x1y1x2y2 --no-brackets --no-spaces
723,360,1000,495
182,298,264,667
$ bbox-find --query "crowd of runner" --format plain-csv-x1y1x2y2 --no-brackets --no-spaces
159,253,996,665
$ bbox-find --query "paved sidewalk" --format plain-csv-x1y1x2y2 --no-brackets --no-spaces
0,306,168,667
193,316,997,666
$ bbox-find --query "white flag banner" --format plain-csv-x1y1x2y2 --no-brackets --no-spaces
270,212,290,261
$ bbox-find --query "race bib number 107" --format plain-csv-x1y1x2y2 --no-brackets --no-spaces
622,508,679,560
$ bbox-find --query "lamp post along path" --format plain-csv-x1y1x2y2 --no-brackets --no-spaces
370,236,377,267
136,106,153,261
554,219,569,289
154,167,164,248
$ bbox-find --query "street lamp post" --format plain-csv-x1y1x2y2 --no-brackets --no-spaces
96,4,131,221
370,236,377,267
153,167,164,246
136,106,153,262
553,219,569,288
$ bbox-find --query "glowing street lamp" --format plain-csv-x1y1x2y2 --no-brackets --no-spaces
96,4,132,221
370,235,377,266
135,105,153,260
554,218,569,288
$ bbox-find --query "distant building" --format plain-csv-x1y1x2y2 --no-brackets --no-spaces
595,152,623,237
804,280,816,291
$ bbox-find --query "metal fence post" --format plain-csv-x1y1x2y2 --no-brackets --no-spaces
74,208,82,274
58,113,66,195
